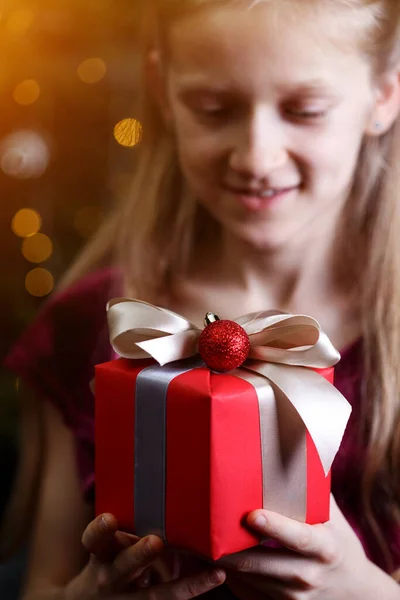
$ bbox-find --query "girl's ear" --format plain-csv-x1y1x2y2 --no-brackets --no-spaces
365,69,400,136
146,49,173,127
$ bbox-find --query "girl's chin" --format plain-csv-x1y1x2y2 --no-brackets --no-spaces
221,222,296,252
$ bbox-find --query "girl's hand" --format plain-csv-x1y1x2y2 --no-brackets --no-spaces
66,513,226,599
219,496,400,600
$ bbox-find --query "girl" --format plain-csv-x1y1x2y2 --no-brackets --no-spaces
4,0,400,599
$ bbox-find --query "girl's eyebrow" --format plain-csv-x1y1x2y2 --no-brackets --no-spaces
279,79,338,96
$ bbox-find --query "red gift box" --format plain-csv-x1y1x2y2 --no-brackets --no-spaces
95,356,338,561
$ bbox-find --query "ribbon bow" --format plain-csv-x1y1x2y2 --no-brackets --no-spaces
107,298,351,476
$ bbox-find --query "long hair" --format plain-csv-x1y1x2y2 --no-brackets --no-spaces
10,0,400,573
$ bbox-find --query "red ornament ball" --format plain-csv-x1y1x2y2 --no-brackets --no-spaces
198,319,251,372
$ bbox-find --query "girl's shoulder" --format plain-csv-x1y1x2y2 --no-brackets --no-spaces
4,266,122,497
49,266,121,313
4,266,121,435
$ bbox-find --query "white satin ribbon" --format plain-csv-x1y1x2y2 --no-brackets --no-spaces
107,298,351,476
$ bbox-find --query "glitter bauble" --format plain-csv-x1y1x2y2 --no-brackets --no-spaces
198,319,250,372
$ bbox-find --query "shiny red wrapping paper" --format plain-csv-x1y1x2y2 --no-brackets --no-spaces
95,358,333,561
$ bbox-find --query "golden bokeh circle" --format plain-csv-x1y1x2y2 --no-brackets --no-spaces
114,118,143,147
12,209,42,238
22,233,53,263
13,79,40,106
73,206,103,238
77,58,107,84
25,268,54,297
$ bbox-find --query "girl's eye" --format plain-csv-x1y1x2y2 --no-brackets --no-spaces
194,107,231,118
286,108,327,120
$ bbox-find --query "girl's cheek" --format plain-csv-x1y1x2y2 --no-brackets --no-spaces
177,114,238,150
181,138,227,171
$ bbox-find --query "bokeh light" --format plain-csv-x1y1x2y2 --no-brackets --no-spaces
13,79,40,106
25,268,54,297
6,9,35,35
73,206,103,238
114,118,143,147
22,233,53,263
1,130,50,179
12,209,42,238
77,58,107,84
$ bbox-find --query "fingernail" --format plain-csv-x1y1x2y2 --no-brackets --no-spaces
144,538,155,556
210,569,225,584
252,514,267,528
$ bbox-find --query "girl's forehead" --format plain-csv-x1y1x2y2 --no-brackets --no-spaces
166,2,371,91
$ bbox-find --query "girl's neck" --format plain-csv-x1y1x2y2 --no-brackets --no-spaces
169,211,360,349
195,213,342,309
217,232,331,310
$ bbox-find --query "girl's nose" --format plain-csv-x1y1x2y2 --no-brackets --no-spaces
229,113,288,181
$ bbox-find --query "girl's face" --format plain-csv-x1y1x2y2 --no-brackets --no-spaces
163,2,376,250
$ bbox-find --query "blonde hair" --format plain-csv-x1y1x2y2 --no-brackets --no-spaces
57,0,400,570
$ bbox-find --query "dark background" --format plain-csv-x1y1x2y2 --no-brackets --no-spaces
1,2,143,592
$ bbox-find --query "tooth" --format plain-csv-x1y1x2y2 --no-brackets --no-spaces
261,189,275,198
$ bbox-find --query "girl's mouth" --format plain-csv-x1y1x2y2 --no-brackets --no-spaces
228,185,300,212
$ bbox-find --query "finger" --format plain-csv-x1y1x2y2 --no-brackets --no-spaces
104,535,165,590
237,564,317,591
135,569,226,600
246,510,334,560
82,514,120,561
115,530,141,548
222,549,316,586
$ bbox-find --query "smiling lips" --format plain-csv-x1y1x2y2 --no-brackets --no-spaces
226,184,300,211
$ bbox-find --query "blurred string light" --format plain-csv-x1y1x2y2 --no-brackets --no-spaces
74,206,103,238
12,209,42,238
22,233,53,263
114,118,143,147
13,79,40,106
25,268,54,297
6,9,35,35
77,58,107,84
0,130,50,179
